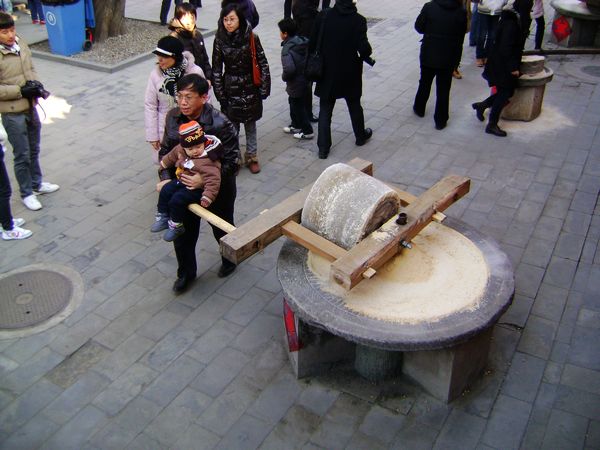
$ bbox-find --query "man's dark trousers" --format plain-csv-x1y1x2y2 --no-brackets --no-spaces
317,96,365,153
413,66,453,127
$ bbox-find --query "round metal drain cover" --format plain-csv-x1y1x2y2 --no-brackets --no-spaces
581,66,600,78
0,270,73,329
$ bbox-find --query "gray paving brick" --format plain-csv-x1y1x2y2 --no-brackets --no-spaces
40,370,111,425
216,264,268,300
525,182,553,203
198,377,261,437
92,363,158,416
514,262,545,298
532,284,568,322
40,405,108,450
391,418,438,450
0,378,63,438
191,347,250,397
0,354,18,376
89,397,163,450
260,405,322,450
533,215,563,241
568,326,600,371
561,364,600,395
0,414,61,450
2,324,68,365
554,232,586,261
543,196,571,219
136,309,184,342
180,293,236,335
95,260,148,297
1,347,64,395
544,256,578,289
543,360,563,385
515,200,545,224
586,420,600,449
518,315,557,360
240,339,288,390
541,409,588,450
521,237,555,268
45,339,110,389
141,326,197,372
93,333,155,381
555,384,600,421
144,387,212,446
245,370,301,424
215,413,272,450
571,190,598,214
497,186,525,209
172,424,221,450
142,355,205,408
94,283,150,321
49,313,110,356
481,394,532,450
224,287,275,326
503,221,534,248
433,409,486,450
501,352,546,402
358,405,406,444
126,432,164,450
577,308,600,329
296,383,340,417
185,319,242,364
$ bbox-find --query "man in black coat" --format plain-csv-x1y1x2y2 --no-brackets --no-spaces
413,0,467,130
310,0,373,159
284,0,331,37
472,0,522,136
159,74,240,293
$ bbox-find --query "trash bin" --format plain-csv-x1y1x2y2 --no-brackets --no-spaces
41,0,85,56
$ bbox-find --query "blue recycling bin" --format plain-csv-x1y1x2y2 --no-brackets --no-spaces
41,0,85,56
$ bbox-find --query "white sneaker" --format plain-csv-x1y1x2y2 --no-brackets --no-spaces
2,226,33,240
283,126,301,134
0,218,25,232
34,182,60,195
293,132,314,140
23,194,42,211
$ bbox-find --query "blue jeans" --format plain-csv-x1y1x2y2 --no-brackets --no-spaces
2,109,43,198
28,0,43,21
469,5,480,46
476,14,500,59
0,0,13,13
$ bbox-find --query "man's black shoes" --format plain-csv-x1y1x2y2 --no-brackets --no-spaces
173,275,194,294
355,128,373,146
318,149,329,159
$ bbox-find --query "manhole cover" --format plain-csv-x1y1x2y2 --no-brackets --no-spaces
0,270,73,329
581,66,600,78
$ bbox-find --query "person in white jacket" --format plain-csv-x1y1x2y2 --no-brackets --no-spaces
475,0,507,66
144,36,205,164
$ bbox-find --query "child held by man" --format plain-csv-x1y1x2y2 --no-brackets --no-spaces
151,120,221,242
278,18,313,140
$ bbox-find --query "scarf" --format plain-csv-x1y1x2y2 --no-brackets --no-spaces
159,57,188,98
0,41,20,55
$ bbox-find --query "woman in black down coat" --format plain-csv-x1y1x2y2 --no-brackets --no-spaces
310,0,373,159
413,0,467,130
169,3,213,82
472,0,522,137
212,3,270,174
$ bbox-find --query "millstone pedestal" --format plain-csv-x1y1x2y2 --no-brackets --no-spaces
502,56,554,122
550,0,600,47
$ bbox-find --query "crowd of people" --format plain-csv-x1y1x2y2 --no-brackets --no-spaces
0,0,548,294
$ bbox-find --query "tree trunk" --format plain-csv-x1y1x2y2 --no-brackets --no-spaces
93,0,126,42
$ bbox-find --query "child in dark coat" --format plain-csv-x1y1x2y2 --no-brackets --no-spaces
151,121,222,242
278,18,314,140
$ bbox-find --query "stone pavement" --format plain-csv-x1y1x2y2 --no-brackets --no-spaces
0,0,599,448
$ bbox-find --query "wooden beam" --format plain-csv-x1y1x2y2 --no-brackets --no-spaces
281,221,346,262
386,184,446,222
330,175,471,290
188,204,236,234
220,158,373,264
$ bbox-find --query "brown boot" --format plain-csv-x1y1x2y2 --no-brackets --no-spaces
245,154,261,174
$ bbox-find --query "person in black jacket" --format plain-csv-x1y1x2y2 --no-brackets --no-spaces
169,3,213,82
159,74,240,293
310,0,373,159
413,0,467,130
472,0,522,136
213,3,270,174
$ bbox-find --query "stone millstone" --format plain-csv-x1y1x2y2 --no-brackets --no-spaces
301,163,401,250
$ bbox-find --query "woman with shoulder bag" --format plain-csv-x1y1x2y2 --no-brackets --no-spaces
212,3,270,174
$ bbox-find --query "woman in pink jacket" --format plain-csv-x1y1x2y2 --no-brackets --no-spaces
145,36,205,163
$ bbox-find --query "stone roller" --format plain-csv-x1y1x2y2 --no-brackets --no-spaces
301,163,402,250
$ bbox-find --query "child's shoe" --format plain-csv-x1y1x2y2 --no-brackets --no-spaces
163,220,185,242
0,218,25,232
2,226,33,240
293,132,314,140
151,212,169,232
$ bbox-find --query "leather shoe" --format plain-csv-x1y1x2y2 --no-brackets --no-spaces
218,262,236,278
413,106,424,118
355,128,373,146
172,275,194,294
318,148,329,159
435,122,446,130
472,102,485,122
485,123,507,137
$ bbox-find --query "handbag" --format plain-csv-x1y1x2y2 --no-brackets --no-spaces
249,32,261,87
304,9,328,81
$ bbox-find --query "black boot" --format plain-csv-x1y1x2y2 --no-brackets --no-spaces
485,123,507,137
472,102,486,122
